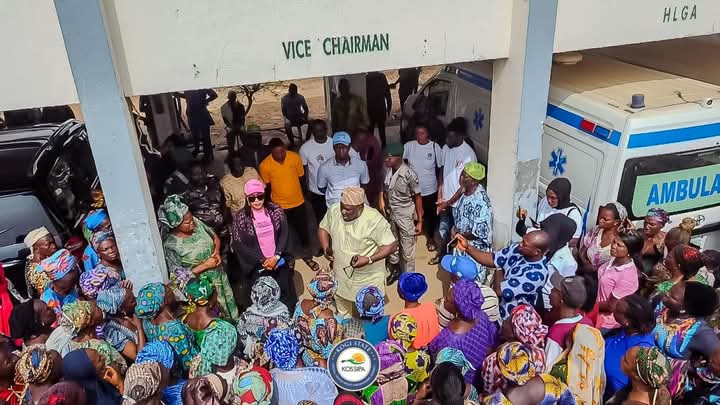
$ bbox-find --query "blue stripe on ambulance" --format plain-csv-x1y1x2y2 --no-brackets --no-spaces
450,67,719,148
627,122,720,148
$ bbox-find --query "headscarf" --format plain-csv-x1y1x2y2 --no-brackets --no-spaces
90,230,114,252
334,392,364,405
186,276,214,306
63,349,122,405
39,249,77,281
646,208,671,226
16,345,56,384
397,272,428,302
182,376,225,405
463,162,486,181
264,328,300,370
250,276,287,316
404,349,431,382
453,280,485,320
307,271,336,304
79,266,121,299
37,381,87,405
96,287,128,316
436,347,475,376
244,179,265,196
496,342,536,385
369,341,408,405
546,178,573,209
232,367,274,405
24,227,51,251
510,304,548,354
60,301,93,335
122,361,163,405
636,347,671,405
355,286,384,321
540,214,577,255
388,313,418,350
191,320,238,378
309,317,343,360
137,341,176,370
84,210,109,232
340,187,365,206
157,195,189,230
135,283,165,319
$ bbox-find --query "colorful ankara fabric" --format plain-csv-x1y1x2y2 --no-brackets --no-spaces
96,287,127,315
15,345,55,384
233,367,274,405
388,313,418,350
482,304,547,393
355,286,385,320
136,341,176,370
264,328,300,370
123,361,163,404
163,218,238,320
79,265,121,299
135,283,165,319
191,319,237,378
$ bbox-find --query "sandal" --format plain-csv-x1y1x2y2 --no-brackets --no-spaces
303,257,321,272
428,255,441,266
426,243,437,252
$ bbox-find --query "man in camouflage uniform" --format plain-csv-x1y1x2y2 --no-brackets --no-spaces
380,143,423,284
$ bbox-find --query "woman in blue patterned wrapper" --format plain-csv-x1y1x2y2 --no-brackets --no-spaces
96,286,145,362
136,283,198,373
136,341,185,405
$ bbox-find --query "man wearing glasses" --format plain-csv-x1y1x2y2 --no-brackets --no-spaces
318,187,398,317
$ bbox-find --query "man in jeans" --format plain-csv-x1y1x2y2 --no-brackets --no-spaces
436,118,477,260
281,83,309,148
259,138,319,270
299,119,335,223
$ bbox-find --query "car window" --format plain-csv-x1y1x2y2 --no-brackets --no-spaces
426,79,452,116
45,132,97,224
0,194,58,248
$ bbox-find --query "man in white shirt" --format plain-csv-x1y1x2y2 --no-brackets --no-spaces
437,117,476,258
300,119,335,222
317,132,370,206
403,124,444,261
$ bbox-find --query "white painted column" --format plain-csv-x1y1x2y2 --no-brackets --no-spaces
486,0,559,246
54,0,168,288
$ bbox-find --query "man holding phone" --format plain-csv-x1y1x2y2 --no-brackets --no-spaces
454,231,551,320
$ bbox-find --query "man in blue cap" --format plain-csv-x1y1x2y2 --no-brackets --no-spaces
316,131,370,207
380,143,422,284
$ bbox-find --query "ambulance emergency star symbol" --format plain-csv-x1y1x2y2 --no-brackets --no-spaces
549,148,567,176
473,109,484,131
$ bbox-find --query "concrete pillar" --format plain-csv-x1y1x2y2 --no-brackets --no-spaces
486,0,558,247
54,0,168,288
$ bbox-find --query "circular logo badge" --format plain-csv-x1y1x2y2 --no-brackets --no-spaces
327,338,380,391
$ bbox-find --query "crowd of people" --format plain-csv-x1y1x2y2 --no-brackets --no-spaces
2,74,720,405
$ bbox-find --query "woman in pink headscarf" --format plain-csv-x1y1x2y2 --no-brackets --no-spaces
229,179,297,311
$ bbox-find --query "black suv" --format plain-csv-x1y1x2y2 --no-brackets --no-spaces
0,120,98,297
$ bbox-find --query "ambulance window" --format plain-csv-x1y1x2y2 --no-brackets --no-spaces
617,145,720,220
426,79,451,116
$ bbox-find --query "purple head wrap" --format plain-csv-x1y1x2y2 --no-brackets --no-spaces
453,280,485,320
646,208,671,226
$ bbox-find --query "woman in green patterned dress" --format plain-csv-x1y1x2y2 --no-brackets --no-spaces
158,195,239,321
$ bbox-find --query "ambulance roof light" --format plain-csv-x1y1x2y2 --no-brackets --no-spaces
631,94,646,109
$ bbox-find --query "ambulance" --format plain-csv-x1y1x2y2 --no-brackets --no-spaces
412,53,720,249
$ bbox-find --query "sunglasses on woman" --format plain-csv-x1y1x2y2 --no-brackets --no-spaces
248,194,265,202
